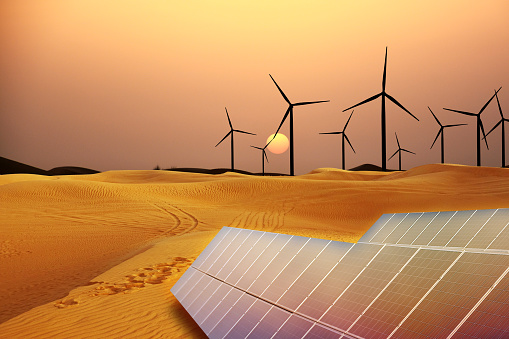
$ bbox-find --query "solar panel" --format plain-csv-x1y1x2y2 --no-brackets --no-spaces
396,211,438,245
171,208,509,338
453,269,509,338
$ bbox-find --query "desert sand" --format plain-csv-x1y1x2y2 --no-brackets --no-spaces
1,164,509,338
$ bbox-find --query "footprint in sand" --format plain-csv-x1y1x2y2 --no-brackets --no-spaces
90,257,193,296
55,257,194,307
54,298,79,308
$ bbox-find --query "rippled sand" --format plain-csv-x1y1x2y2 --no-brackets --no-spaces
1,164,509,338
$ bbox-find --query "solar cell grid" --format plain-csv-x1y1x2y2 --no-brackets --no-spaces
357,213,394,243
296,243,383,320
320,246,417,331
261,238,330,303
276,241,353,311
468,209,509,250
383,212,422,244
180,272,214,309
396,212,438,245
208,293,257,338
412,211,456,246
487,221,509,251
206,229,253,276
246,306,291,339
170,265,198,296
370,213,408,243
174,268,206,304
392,252,509,338
446,209,497,248
199,287,243,334
236,233,292,290
427,210,474,247
273,314,314,338
191,227,231,270
453,269,509,338
198,227,241,273
193,283,232,325
248,235,309,296
303,323,343,338
186,275,222,317
224,231,278,285
348,249,460,338
216,230,264,281
224,298,272,339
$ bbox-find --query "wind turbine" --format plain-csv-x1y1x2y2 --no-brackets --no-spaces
429,106,467,164
319,110,356,170
443,87,501,166
388,133,415,171
342,47,419,171
270,74,329,176
484,89,508,167
250,138,273,176
215,107,256,171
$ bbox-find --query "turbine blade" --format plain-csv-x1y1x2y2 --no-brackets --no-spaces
443,123,468,128
382,47,387,91
251,145,263,150
273,107,291,138
479,119,489,149
344,134,356,153
388,149,399,161
428,106,442,126
235,130,256,136
402,149,416,155
395,132,400,148
495,90,504,119
264,138,273,149
386,93,419,121
479,87,502,115
225,107,233,129
264,150,269,163
215,131,232,147
430,129,442,149
269,74,291,104
294,100,330,106
342,92,382,112
344,110,354,131
443,108,477,116
319,131,341,135
484,120,502,138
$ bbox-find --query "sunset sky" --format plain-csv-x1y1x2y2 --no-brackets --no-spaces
1,1,508,174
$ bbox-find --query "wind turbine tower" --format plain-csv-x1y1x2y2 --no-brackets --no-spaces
342,47,419,171
443,87,501,166
215,107,256,171
319,110,356,170
388,133,415,171
270,74,329,176
429,106,467,164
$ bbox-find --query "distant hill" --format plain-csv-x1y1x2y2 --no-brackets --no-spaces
1,156,393,177
349,164,397,172
0,157,48,175
165,167,288,176
0,157,99,176
46,167,100,176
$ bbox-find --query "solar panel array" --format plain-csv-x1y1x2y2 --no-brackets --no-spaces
171,209,509,338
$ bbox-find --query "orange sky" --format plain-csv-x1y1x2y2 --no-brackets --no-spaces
1,1,508,174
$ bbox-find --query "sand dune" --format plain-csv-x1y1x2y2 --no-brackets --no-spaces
1,164,509,337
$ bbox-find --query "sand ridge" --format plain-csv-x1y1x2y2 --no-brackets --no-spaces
1,164,509,337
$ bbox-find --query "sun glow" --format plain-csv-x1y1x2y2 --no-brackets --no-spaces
266,133,289,154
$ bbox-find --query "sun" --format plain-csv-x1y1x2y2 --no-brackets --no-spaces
266,133,289,154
